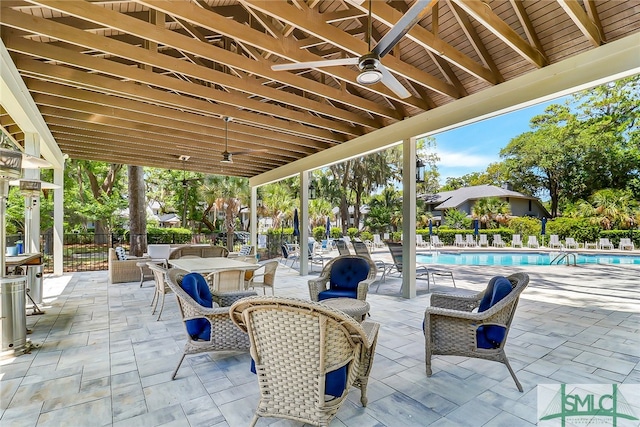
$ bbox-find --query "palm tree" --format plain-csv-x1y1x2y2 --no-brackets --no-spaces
472,197,511,228
262,184,295,230
201,176,249,250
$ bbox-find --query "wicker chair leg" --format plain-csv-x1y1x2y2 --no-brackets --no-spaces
502,354,523,392
249,414,259,427
156,293,166,321
171,353,186,380
150,289,158,308
358,377,369,406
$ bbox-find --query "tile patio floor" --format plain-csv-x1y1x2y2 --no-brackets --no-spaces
1,253,639,426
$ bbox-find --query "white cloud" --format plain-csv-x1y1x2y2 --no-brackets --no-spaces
435,149,498,168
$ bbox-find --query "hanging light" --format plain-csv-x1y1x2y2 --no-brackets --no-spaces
308,179,317,200
416,157,426,183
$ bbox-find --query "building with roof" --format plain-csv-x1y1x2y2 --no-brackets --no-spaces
422,184,550,221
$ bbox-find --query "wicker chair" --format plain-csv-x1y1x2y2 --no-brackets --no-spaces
230,296,380,427
308,255,377,302
165,268,256,380
147,262,171,321
246,260,278,295
424,272,529,392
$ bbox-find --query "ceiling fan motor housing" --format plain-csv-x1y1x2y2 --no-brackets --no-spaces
357,53,383,84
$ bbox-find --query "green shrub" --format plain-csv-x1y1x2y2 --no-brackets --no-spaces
147,227,192,244
330,227,342,239
312,226,326,241
360,231,373,242
391,231,402,242
347,227,359,238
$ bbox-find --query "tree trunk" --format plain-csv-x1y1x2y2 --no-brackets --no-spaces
128,165,147,256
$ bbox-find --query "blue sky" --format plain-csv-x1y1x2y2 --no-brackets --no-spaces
429,97,567,184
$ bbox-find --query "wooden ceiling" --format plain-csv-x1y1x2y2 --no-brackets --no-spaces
1,0,639,177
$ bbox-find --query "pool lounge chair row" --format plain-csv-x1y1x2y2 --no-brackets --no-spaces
548,235,635,250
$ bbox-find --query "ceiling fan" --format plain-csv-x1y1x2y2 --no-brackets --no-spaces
271,0,435,99
220,116,268,163
179,155,201,188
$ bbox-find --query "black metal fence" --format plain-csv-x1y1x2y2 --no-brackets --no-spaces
10,232,291,273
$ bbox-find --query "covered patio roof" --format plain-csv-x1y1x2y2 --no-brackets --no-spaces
1,0,639,183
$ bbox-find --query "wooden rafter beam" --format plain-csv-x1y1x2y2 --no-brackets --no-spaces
556,0,603,47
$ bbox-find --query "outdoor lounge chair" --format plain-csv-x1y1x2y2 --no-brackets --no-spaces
424,272,529,392
165,268,256,380
465,234,477,247
229,296,380,427
147,262,171,321
280,243,299,268
385,242,455,292
430,235,444,248
308,255,377,301
373,234,384,248
527,235,539,248
454,234,465,247
619,238,635,250
334,239,351,255
492,234,506,247
353,240,391,283
416,234,428,247
548,234,563,249
511,234,523,248
478,234,488,247
598,238,614,250
564,237,578,249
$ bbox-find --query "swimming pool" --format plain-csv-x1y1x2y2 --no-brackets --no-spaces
416,251,640,266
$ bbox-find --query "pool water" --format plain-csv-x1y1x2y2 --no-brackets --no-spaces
416,251,640,266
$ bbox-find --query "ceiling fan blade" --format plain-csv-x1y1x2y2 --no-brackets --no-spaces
271,57,358,71
378,65,411,99
229,148,269,156
372,0,436,58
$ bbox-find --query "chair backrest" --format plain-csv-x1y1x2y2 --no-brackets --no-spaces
261,260,279,286
238,245,253,256
335,239,351,255
202,246,229,258
466,234,474,242
416,234,424,244
209,269,245,292
479,234,487,244
373,234,382,244
455,234,463,243
329,256,371,290
383,233,390,240
431,235,441,244
512,234,521,243
148,244,171,259
352,240,371,258
494,234,503,242
281,244,290,259
528,235,538,244
565,237,575,244
386,242,404,272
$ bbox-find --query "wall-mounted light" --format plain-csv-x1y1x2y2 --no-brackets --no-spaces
256,198,263,208
308,179,317,200
416,157,426,183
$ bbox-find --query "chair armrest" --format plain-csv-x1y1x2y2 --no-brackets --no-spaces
429,292,482,311
212,290,257,307
360,320,379,350
356,278,376,300
308,275,330,301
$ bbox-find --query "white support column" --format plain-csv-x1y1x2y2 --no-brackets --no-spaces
53,165,64,275
23,133,41,254
402,137,417,299
299,171,309,275
250,185,257,254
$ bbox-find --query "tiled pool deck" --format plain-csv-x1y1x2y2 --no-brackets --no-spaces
1,252,639,426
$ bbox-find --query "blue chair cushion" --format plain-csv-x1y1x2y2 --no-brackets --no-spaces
329,258,370,292
180,273,212,341
476,276,512,349
318,288,357,301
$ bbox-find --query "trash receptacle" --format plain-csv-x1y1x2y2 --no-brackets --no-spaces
25,264,43,307
1,275,27,357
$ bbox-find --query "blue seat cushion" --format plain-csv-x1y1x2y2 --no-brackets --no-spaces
318,288,357,301
476,276,512,349
180,273,212,341
329,258,370,291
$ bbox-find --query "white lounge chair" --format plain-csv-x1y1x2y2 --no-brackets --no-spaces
548,234,563,249
373,234,384,248
564,237,578,249
492,234,505,247
454,234,465,247
430,235,444,248
598,238,614,250
416,234,428,247
527,235,539,248
465,234,477,247
511,234,523,248
478,234,488,247
619,238,634,250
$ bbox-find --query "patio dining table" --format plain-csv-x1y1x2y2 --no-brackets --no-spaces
169,257,260,274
